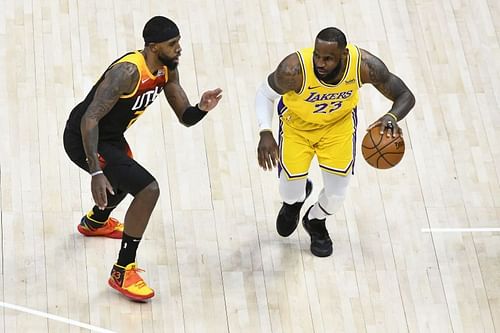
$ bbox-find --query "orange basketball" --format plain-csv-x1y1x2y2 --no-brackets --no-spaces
361,126,405,169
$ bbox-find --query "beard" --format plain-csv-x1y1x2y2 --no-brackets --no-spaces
314,60,343,82
159,54,178,70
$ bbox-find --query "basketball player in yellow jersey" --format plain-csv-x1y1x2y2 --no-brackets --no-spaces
255,27,415,257
63,16,222,300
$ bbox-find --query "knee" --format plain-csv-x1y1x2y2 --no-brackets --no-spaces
138,180,160,200
279,177,306,204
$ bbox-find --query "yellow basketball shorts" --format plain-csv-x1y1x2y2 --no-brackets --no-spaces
277,108,358,180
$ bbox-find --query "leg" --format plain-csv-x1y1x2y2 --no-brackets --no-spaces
276,176,313,237
85,190,128,225
302,111,356,256
302,172,350,257
307,171,351,220
95,142,157,301
106,159,158,301
64,128,127,238
275,121,315,237
82,137,136,229
64,130,156,300
122,180,160,238
279,175,308,204
78,190,128,238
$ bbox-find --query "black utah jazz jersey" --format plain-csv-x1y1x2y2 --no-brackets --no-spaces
66,51,168,141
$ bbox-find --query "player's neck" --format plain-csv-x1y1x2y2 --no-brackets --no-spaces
141,49,163,75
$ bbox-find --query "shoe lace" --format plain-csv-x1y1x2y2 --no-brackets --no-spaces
127,266,147,288
104,218,124,232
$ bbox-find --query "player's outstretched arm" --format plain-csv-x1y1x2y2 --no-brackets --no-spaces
256,53,303,170
360,49,415,137
164,69,222,127
81,62,139,209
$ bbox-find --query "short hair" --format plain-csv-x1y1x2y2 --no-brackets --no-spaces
143,16,179,44
316,27,347,48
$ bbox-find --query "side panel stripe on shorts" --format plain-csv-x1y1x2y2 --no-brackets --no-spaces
277,97,308,179
277,98,286,178
351,107,358,175
319,160,353,175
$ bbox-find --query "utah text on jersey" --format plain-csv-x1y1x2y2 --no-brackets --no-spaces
128,85,164,127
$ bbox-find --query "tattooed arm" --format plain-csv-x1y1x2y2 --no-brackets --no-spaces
360,49,415,135
80,62,138,209
81,62,139,172
256,53,303,170
164,68,222,127
268,53,304,94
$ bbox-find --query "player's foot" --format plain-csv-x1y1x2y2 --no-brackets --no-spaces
108,263,155,301
302,206,333,257
77,217,123,239
276,179,313,237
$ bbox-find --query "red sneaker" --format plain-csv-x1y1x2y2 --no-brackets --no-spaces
108,263,155,301
77,217,123,239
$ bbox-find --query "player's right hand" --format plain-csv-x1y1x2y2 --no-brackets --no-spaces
257,131,279,171
368,114,402,138
199,88,223,111
91,173,115,210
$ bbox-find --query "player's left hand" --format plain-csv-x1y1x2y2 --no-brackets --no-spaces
367,113,402,138
199,88,223,111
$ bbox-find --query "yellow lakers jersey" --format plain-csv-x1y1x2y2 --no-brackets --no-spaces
281,44,362,130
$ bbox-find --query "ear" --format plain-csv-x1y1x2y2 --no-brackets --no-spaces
147,43,159,52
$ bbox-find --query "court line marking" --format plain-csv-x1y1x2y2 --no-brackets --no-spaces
0,301,116,333
421,228,500,233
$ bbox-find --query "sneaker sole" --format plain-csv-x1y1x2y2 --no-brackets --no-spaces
310,246,333,257
108,278,155,301
304,226,333,257
77,224,123,239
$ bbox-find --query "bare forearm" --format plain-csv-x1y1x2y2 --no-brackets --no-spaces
388,89,415,121
80,116,101,172
360,49,416,121
164,75,191,119
164,88,190,116
372,74,415,121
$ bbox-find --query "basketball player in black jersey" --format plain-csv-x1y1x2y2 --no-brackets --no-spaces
63,16,222,301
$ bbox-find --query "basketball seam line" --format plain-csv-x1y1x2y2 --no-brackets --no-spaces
364,137,403,161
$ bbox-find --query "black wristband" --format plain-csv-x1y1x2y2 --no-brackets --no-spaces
181,104,208,126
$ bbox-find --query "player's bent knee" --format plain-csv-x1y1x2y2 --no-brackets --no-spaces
279,177,307,204
136,180,160,200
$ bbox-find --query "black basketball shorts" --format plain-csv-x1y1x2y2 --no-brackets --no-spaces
63,126,156,196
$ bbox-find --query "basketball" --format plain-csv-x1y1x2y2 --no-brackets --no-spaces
361,126,405,169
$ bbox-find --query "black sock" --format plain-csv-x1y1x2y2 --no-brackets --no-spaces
81,207,113,229
117,233,141,267
89,206,113,222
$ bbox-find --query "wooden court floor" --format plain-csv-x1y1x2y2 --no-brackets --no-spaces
0,0,499,332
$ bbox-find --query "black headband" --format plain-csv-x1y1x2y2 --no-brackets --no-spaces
143,16,179,44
